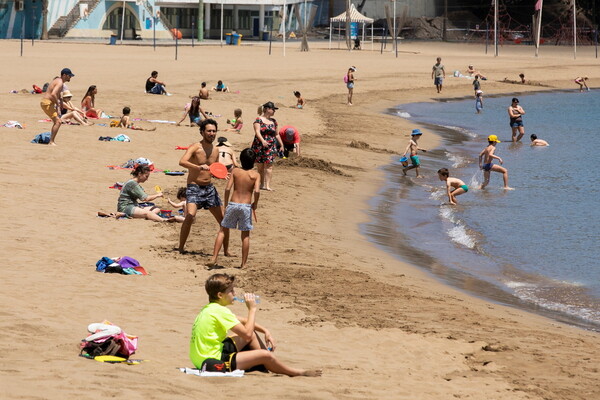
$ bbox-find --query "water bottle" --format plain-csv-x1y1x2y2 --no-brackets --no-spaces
234,295,261,304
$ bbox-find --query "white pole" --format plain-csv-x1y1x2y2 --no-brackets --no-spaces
535,0,543,57
283,0,286,56
494,0,498,57
393,0,396,54
573,0,577,59
120,0,126,44
220,0,223,46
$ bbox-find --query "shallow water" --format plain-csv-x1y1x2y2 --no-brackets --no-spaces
363,90,600,330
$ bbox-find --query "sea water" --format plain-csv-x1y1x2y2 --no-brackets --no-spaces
364,90,600,330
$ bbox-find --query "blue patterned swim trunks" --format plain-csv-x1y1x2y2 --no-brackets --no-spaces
221,202,253,231
186,184,222,209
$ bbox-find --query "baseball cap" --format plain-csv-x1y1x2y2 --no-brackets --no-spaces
411,128,423,136
487,134,501,143
61,68,75,77
262,101,278,110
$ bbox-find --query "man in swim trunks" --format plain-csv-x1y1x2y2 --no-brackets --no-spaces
437,168,468,205
432,57,445,94
508,97,525,142
402,129,427,177
178,119,230,255
40,68,74,145
479,135,511,189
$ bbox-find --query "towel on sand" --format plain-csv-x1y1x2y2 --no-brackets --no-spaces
178,367,244,377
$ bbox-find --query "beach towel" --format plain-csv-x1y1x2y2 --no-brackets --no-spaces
178,367,245,377
112,134,131,142
3,121,23,128
31,132,51,144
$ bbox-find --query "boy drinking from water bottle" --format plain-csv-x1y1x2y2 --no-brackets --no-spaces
189,273,322,376
208,148,260,269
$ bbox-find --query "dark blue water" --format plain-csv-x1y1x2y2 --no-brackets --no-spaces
364,90,600,329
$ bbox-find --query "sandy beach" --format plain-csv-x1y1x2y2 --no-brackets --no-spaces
1,39,599,399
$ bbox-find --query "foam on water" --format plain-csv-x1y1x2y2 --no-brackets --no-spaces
396,111,411,118
444,151,470,168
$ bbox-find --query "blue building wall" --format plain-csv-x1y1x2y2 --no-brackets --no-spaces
0,0,43,39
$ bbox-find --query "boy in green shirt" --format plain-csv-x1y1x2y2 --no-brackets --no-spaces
190,273,322,376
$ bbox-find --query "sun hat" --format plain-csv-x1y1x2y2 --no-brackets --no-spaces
217,136,232,147
61,90,73,98
349,66,357,71
488,134,501,143
411,129,423,136
61,68,75,77
262,101,279,110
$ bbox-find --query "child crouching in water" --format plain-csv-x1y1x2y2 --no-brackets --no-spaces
190,273,322,376
208,148,259,269
437,168,468,205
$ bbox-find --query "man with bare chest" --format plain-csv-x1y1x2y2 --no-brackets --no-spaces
40,68,74,145
178,119,229,254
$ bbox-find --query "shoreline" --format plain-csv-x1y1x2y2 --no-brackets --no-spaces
2,41,599,399
368,94,600,331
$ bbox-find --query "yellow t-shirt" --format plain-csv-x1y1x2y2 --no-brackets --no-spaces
189,302,240,368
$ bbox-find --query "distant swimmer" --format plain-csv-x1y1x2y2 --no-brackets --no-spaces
530,134,549,146
437,168,468,205
574,76,589,92
479,135,511,190
508,97,525,142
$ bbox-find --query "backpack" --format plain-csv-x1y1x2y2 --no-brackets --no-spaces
32,85,43,94
343,74,349,84
80,337,123,358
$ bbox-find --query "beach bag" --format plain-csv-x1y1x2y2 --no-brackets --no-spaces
32,85,42,94
343,74,349,84
80,337,122,358
110,120,120,128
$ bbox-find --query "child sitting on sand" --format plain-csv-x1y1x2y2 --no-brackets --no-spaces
437,168,468,205
112,107,156,131
190,273,322,377
167,187,188,222
530,134,549,146
212,80,230,92
225,109,243,133
293,91,305,109
208,149,258,269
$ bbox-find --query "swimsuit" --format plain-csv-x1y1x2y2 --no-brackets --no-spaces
221,202,253,231
482,163,493,171
40,99,57,119
251,117,278,164
476,98,483,112
410,155,420,167
186,184,222,209
460,184,469,192
509,108,523,127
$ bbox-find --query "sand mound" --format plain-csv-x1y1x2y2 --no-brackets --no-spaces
278,156,350,176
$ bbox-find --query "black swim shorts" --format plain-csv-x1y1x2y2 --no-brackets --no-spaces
201,337,238,372
186,184,222,209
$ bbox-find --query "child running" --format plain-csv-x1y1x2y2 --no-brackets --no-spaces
479,135,511,190
189,273,322,376
402,129,427,177
437,168,468,205
208,148,259,269
225,109,243,133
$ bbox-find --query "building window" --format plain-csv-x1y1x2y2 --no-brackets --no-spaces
210,8,233,30
163,8,198,29
103,7,141,30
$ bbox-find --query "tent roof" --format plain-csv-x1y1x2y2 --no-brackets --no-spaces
330,4,374,23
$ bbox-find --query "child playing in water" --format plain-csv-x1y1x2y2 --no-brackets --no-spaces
475,90,483,114
479,134,511,190
208,148,259,269
437,168,468,205
402,129,427,177
293,91,305,109
530,134,549,146
574,76,589,92
225,109,243,133
189,273,322,376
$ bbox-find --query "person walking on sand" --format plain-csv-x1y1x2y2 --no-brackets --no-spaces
345,66,356,105
40,68,74,145
508,97,525,142
437,168,468,205
479,135,511,190
178,119,230,255
402,129,427,178
432,57,446,94
190,273,322,377
574,77,589,92
251,102,283,191
208,149,260,269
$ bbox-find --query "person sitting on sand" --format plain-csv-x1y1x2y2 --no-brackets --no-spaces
212,80,230,93
216,137,239,172
574,77,589,92
466,65,487,80
530,134,549,146
60,90,93,126
177,96,209,127
437,168,468,205
519,73,526,84
166,187,187,223
190,273,322,377
113,107,156,131
146,71,169,95
208,149,258,269
81,85,103,119
225,109,243,133
293,91,305,109
198,82,210,99
117,164,174,222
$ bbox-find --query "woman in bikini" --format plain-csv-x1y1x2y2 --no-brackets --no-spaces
81,85,103,119
60,90,93,126
216,137,239,172
251,102,284,191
